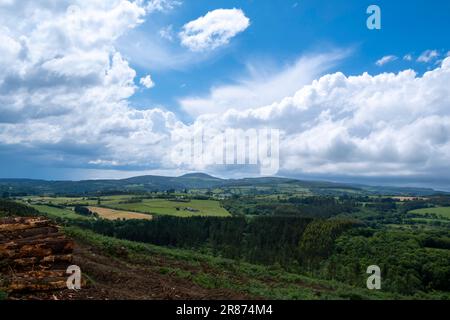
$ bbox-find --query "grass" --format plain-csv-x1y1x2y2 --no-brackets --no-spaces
30,203,153,222
411,217,450,225
22,195,139,206
30,204,92,221
64,226,414,300
105,199,230,217
409,207,450,219
21,196,230,218
23,196,98,206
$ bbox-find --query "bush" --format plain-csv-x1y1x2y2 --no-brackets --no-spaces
74,205,97,217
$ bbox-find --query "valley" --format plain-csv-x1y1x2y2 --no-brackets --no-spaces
0,173,449,300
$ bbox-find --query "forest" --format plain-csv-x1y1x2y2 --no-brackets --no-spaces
71,215,355,266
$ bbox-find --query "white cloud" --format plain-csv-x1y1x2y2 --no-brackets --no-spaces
403,54,413,61
178,58,450,181
140,75,155,89
0,1,179,170
179,50,348,117
145,0,181,13
159,24,174,41
1,0,450,186
88,159,121,166
117,28,213,71
376,55,397,66
179,8,250,52
0,0,14,6
417,49,439,63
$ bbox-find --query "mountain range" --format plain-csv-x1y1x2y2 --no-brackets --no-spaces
0,173,444,197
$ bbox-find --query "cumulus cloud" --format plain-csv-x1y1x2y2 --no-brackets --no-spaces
140,75,155,89
1,1,450,187
179,50,348,117
179,8,250,52
0,0,179,173
376,55,398,66
417,49,439,63
178,57,450,183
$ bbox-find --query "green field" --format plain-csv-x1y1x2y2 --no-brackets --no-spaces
21,196,230,218
411,217,450,225
22,195,139,206
409,206,450,219
105,199,230,217
30,204,92,221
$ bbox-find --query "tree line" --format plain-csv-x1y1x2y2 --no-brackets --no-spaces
73,215,356,267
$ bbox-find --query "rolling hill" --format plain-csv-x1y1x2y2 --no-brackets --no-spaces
0,173,443,197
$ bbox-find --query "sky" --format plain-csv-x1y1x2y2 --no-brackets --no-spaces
0,0,450,189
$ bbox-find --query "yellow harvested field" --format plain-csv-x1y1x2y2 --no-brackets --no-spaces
88,206,153,221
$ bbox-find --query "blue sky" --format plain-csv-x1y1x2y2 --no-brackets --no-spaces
126,0,450,119
0,0,450,189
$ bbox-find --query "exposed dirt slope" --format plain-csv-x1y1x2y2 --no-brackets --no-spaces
7,241,255,300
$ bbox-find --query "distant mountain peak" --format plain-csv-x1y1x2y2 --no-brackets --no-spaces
179,173,221,180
